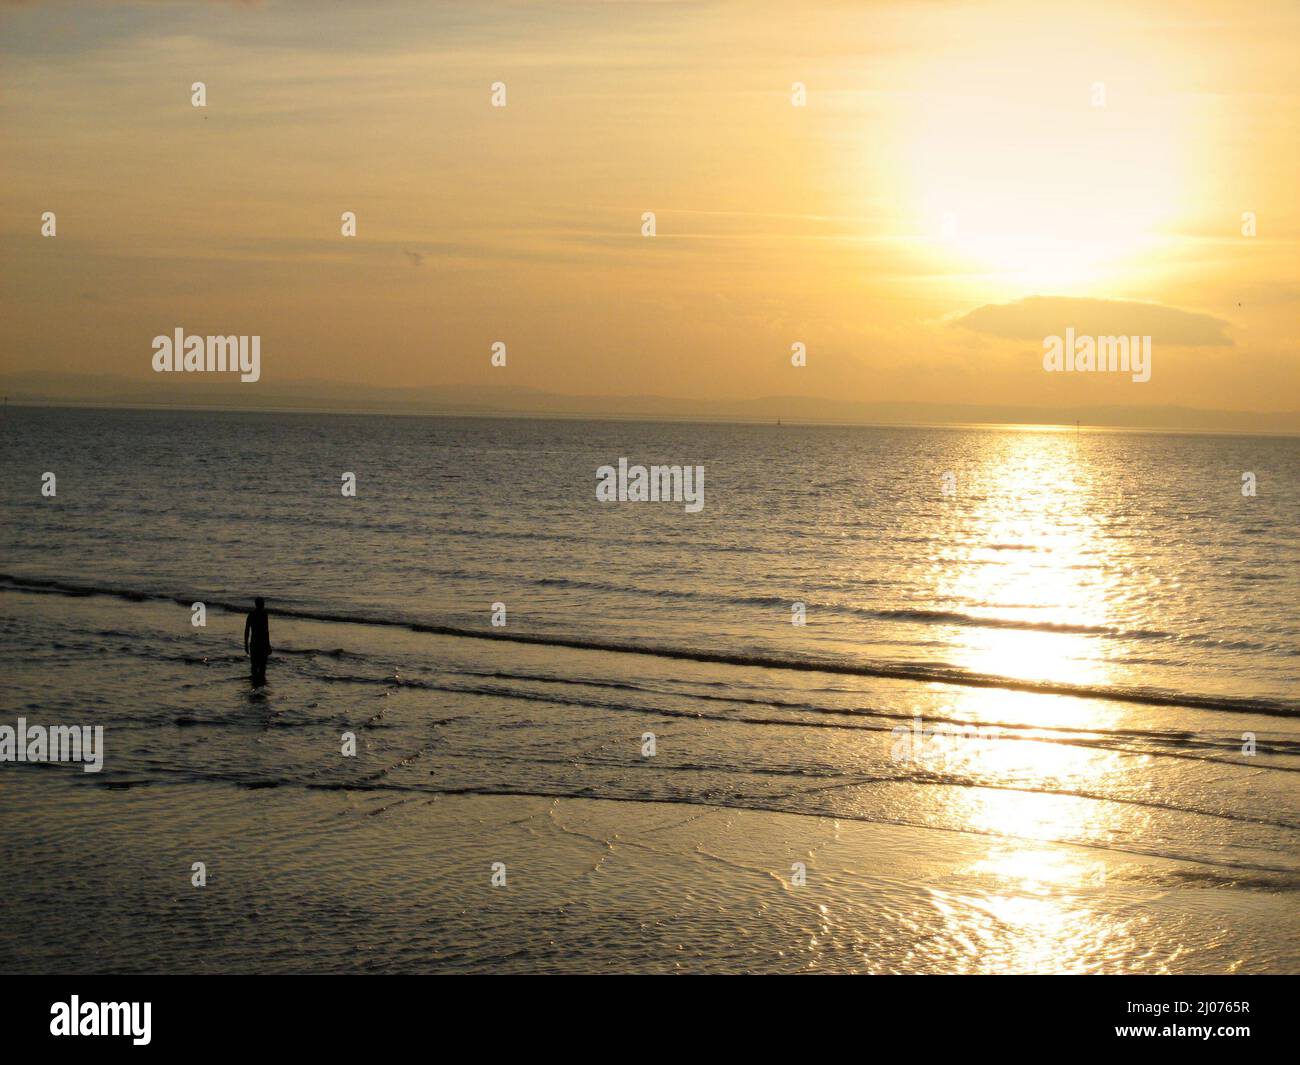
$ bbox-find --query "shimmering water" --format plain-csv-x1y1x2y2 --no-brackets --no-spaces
1,407,1297,973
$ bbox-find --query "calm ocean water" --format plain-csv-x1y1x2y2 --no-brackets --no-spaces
2,406,1298,972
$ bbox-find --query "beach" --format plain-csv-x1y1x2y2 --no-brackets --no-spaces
1,407,1297,973
4,750,1297,974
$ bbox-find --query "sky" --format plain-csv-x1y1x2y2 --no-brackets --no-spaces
1,0,1297,424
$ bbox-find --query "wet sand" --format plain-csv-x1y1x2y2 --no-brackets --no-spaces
2,772,1295,974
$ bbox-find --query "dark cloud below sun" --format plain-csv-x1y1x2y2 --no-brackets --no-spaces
954,296,1233,347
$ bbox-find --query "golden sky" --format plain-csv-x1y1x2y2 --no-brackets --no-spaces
2,0,1297,421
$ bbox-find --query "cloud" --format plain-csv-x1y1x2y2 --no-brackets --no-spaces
954,296,1233,347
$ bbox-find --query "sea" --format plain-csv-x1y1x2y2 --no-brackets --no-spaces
1,406,1297,973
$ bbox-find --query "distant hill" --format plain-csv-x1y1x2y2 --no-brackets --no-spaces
3,370,1297,434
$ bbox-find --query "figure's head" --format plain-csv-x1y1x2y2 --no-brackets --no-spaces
255,597,265,609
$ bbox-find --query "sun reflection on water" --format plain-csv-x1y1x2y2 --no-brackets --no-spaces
922,429,1136,971
936,429,1117,689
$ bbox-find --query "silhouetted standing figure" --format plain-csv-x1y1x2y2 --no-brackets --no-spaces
245,597,271,685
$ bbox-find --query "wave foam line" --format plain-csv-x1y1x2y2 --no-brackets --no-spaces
3,572,1295,717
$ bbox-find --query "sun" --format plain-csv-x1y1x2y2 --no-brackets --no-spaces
894,19,1189,296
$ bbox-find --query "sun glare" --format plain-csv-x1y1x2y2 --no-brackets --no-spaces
898,21,1188,295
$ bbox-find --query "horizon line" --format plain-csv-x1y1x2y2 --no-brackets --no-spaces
6,399,1298,440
